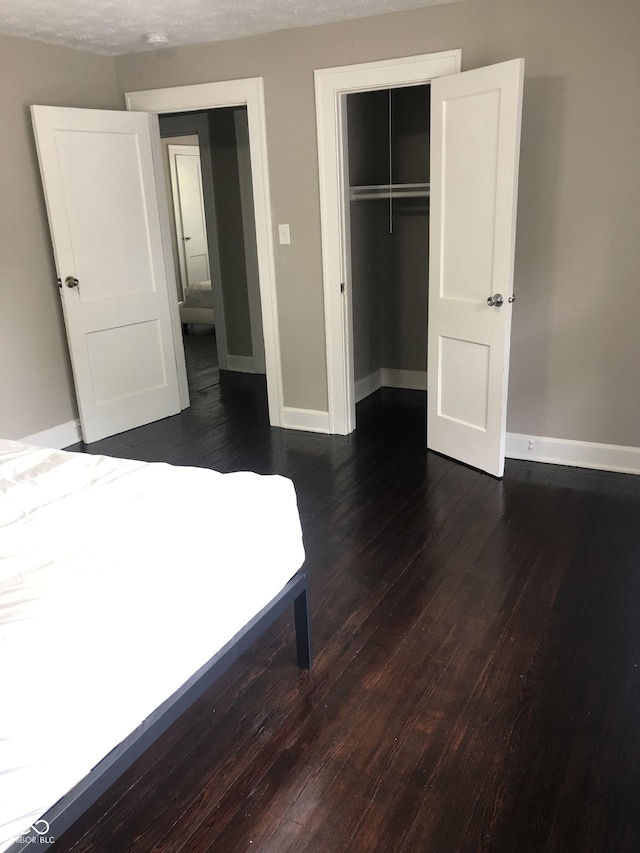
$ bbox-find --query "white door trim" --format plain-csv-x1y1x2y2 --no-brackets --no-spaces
126,78,284,427
314,50,461,435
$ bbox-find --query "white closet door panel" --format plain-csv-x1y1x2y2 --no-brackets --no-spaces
427,58,524,477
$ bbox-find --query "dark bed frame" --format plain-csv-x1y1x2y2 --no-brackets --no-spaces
6,571,312,852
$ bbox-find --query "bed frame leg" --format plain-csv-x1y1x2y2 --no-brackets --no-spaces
294,585,313,669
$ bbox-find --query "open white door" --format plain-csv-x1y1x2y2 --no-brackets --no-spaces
427,59,524,477
169,145,211,290
31,106,185,444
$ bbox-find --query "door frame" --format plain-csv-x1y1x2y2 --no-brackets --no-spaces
314,50,461,435
126,78,284,428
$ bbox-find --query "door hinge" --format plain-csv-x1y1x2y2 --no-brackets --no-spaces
56,277,62,289
340,282,345,293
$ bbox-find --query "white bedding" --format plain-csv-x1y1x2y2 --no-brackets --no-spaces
0,440,305,851
183,279,213,309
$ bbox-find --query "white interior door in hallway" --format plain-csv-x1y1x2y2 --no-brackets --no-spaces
169,144,211,292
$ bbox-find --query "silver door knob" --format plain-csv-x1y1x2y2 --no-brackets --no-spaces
487,293,504,307
65,276,79,288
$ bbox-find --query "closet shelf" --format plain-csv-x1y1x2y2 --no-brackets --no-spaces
350,182,430,201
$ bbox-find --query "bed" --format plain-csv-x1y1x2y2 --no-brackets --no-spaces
179,279,215,327
0,439,311,852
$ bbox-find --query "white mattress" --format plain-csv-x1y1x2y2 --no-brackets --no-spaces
0,440,305,851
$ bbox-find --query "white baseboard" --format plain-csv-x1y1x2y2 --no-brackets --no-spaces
355,369,428,403
282,407,331,434
355,371,383,403
225,355,262,374
21,420,82,450
506,433,640,476
382,368,428,392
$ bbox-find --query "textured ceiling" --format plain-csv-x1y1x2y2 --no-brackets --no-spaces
0,0,461,56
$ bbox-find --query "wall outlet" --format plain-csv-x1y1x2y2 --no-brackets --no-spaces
528,439,534,451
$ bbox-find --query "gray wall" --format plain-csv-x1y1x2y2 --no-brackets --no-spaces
3,0,640,449
0,34,120,439
351,199,430,382
351,202,383,381
114,0,640,447
208,109,254,358
348,87,430,382
380,200,430,373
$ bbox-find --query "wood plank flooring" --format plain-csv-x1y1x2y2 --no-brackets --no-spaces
58,334,640,852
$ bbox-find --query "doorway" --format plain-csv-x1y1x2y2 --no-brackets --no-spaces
346,85,431,416
314,50,461,436
126,78,285,428
158,107,266,400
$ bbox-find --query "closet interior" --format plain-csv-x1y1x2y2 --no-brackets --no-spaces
346,84,431,411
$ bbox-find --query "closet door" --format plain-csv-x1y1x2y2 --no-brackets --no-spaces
427,59,524,477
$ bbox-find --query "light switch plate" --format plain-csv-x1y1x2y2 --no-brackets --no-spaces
278,224,291,245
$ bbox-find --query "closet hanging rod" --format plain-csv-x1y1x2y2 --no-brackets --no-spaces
349,183,430,201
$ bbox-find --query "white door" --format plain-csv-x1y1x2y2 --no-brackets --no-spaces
31,106,185,444
427,58,524,477
169,145,211,289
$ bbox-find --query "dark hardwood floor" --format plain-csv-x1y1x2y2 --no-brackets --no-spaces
60,335,640,852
